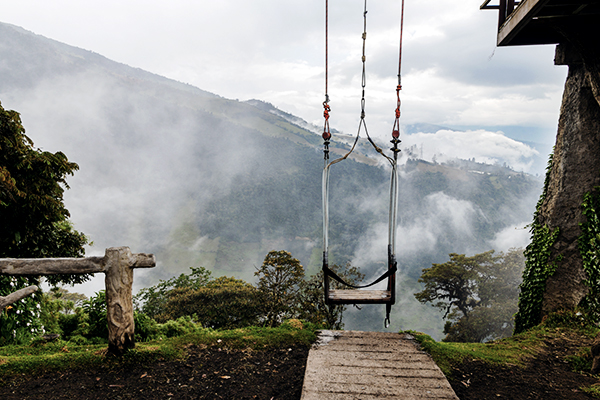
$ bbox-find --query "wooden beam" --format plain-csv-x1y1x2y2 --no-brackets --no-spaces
0,285,38,312
105,247,136,356
498,0,551,46
0,256,106,275
0,252,155,276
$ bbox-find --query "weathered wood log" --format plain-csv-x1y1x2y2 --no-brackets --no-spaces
0,252,155,276
41,333,61,342
0,257,105,275
0,247,156,356
0,285,38,312
104,247,136,356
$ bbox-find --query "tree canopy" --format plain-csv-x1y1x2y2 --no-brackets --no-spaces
1,101,88,344
255,250,305,327
415,249,524,342
0,101,88,265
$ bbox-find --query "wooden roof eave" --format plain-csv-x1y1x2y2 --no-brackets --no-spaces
497,0,551,46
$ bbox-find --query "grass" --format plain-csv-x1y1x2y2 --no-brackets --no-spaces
407,328,545,376
582,384,600,397
407,313,600,378
0,319,318,381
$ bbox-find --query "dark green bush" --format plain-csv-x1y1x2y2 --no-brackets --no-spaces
162,276,261,329
83,291,107,340
133,312,159,341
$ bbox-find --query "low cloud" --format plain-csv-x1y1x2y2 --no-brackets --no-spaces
402,129,539,172
352,191,479,275
489,222,531,252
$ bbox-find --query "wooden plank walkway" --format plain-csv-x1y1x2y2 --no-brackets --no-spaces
301,330,459,400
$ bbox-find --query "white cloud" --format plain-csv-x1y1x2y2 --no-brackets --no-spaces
489,222,531,251
352,192,478,270
0,0,566,146
402,129,539,172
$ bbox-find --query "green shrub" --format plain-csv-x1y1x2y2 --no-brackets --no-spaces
68,335,89,345
133,312,159,341
162,276,261,329
82,291,107,340
0,277,44,345
156,316,203,338
134,267,212,320
58,308,89,339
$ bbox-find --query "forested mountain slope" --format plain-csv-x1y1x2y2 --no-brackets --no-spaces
0,22,541,335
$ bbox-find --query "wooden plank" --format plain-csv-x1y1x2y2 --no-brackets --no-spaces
301,331,459,400
328,289,392,304
498,0,550,45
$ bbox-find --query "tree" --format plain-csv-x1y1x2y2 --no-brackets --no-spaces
254,250,305,327
0,102,87,264
134,266,212,320
0,101,89,343
415,249,525,342
297,262,364,329
162,276,262,329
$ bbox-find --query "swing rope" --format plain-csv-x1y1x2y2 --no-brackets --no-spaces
322,0,331,161
321,0,405,328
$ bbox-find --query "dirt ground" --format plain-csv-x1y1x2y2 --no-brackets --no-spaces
450,331,600,400
1,332,600,399
0,344,310,400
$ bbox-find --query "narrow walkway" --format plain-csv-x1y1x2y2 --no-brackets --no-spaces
301,330,459,400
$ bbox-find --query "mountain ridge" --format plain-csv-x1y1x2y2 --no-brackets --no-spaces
0,21,541,336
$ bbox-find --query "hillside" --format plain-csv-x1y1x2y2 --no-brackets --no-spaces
0,21,543,336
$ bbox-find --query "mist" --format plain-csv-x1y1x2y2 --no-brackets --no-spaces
0,22,542,338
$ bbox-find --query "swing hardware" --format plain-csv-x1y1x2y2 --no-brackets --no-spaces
321,0,405,327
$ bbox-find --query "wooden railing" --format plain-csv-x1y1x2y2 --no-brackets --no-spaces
0,246,156,355
481,0,521,28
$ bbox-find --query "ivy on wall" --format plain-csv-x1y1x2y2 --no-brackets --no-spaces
514,152,560,334
579,187,600,322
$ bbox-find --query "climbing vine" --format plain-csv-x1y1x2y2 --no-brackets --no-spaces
514,152,561,334
578,187,600,322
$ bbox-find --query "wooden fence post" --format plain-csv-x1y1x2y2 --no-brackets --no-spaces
104,247,155,356
104,247,135,355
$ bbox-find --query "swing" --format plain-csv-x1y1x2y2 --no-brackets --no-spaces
321,0,405,327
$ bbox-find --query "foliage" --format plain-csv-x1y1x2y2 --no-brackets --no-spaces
540,309,598,337
0,102,89,344
514,152,560,334
0,101,88,270
408,320,581,378
0,277,43,345
58,308,89,340
255,250,305,327
297,263,365,329
48,287,88,313
82,291,107,341
134,266,212,320
162,276,262,329
415,249,525,342
579,187,600,322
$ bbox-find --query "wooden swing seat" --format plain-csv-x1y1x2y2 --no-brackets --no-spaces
327,289,393,304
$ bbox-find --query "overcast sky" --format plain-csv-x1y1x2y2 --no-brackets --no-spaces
1,0,567,145
1,1,556,307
